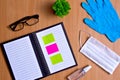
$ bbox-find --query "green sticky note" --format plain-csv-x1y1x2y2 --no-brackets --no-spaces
50,53,63,65
42,33,55,45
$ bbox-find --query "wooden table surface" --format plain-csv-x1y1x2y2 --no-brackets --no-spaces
0,0,120,80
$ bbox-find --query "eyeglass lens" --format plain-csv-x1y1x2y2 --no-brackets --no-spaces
15,23,24,31
26,18,39,26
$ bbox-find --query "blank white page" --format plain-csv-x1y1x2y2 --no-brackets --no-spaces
3,36,43,80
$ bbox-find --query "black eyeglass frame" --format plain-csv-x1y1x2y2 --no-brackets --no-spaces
9,14,39,31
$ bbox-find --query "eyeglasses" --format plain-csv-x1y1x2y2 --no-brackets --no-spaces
9,14,39,31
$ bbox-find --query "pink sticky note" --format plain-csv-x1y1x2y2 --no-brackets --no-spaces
46,43,59,55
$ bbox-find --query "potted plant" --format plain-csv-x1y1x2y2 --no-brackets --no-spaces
52,0,71,18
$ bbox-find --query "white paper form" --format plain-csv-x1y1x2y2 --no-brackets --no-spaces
3,36,42,80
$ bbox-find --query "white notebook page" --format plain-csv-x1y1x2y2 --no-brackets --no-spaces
36,24,76,73
3,36,43,80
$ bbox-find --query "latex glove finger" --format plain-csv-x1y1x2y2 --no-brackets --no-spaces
86,0,97,11
107,7,119,19
84,18,104,34
105,30,120,42
104,0,119,19
96,0,103,8
104,0,113,8
81,2,93,16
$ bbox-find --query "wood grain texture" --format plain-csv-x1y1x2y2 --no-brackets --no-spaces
0,0,120,80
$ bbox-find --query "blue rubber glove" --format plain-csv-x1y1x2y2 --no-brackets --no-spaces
81,0,120,42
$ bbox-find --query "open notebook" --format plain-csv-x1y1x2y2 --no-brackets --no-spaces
1,22,77,80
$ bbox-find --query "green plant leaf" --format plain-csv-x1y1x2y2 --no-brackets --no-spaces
52,0,71,18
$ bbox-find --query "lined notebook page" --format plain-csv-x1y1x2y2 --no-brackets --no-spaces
3,36,42,80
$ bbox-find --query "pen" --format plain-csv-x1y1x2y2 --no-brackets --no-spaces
67,65,92,80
